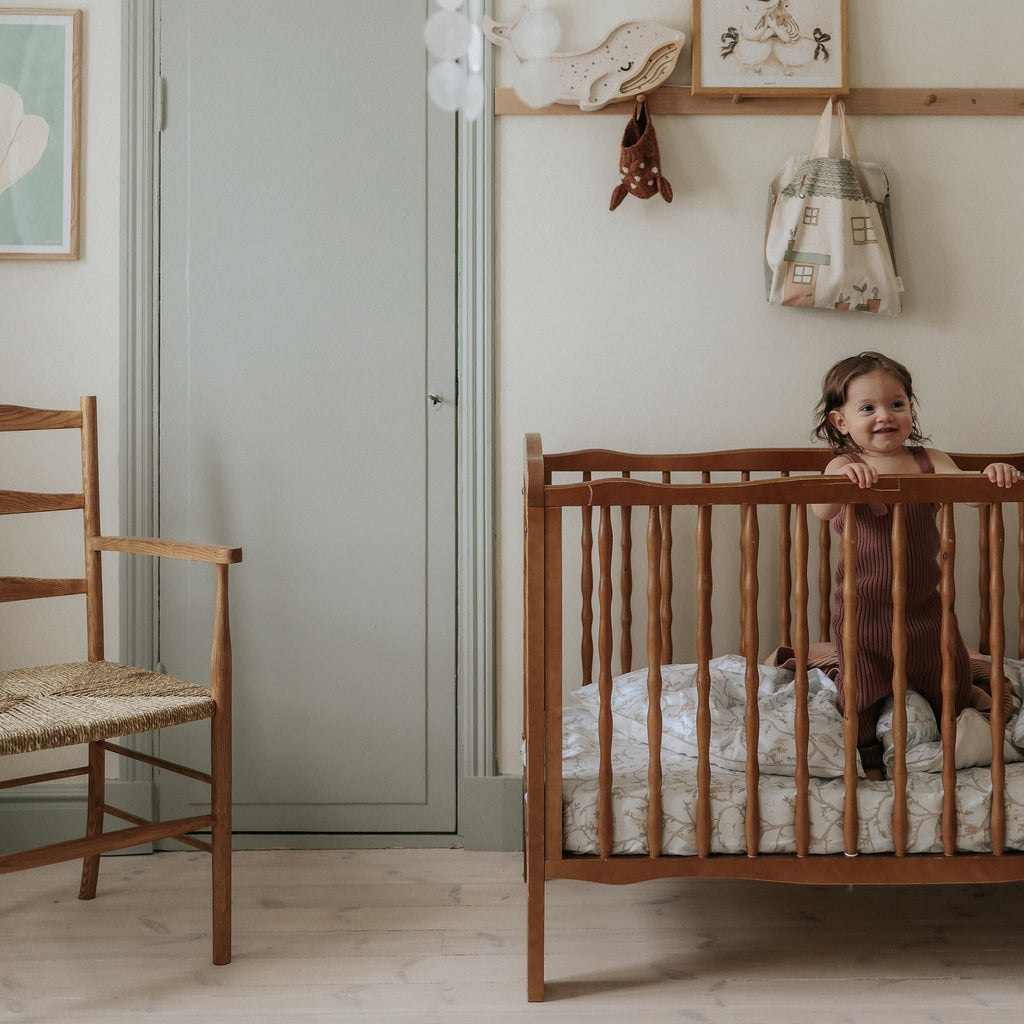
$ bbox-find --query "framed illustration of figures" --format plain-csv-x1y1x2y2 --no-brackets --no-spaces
0,9,81,259
692,0,848,98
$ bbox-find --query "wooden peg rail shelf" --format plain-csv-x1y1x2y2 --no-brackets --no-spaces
495,86,1024,117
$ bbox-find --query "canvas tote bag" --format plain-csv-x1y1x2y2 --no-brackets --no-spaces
765,101,902,315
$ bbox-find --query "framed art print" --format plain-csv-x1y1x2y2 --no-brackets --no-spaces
0,9,81,259
692,0,848,98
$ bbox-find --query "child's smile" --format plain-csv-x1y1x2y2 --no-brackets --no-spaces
828,369,915,461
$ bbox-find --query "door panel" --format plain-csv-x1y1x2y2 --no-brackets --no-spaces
156,1,456,833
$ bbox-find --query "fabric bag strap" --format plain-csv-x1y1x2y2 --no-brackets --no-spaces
835,101,859,163
808,99,859,162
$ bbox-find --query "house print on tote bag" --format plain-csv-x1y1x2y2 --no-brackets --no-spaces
771,156,897,312
766,102,902,316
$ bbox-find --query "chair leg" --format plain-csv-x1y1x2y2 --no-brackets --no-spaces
209,562,233,964
210,713,232,965
79,741,106,899
211,804,231,964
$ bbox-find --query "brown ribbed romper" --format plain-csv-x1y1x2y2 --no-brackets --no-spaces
831,448,973,747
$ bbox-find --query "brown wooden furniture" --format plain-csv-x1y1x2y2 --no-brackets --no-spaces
496,86,1024,117
524,434,1024,1000
0,398,241,964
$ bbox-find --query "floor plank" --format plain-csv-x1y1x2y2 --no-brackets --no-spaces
3,849,1024,1021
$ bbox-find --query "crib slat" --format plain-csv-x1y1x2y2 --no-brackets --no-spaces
597,507,614,860
890,504,909,857
989,505,1007,855
939,503,958,855
779,501,793,647
696,504,713,858
661,472,674,665
818,521,832,644
842,506,859,856
818,461,833,647
741,503,761,857
978,505,992,656
793,504,811,856
1018,503,1023,660
647,506,664,859
620,484,633,674
581,475,594,686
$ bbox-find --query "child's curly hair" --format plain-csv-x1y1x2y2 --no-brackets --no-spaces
813,351,930,454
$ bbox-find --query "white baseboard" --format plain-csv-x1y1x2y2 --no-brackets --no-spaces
0,774,526,854
459,774,524,852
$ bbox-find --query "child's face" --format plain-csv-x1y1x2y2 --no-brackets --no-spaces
828,369,914,456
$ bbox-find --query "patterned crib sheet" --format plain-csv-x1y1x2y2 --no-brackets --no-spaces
555,655,1024,856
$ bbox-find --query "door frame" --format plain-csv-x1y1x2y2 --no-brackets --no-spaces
119,0,512,848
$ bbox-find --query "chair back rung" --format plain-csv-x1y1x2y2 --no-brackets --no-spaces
0,577,89,603
0,490,86,515
0,406,83,431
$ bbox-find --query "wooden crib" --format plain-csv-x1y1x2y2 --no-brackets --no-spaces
523,433,1024,1001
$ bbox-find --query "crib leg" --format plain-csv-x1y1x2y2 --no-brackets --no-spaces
527,867,545,1000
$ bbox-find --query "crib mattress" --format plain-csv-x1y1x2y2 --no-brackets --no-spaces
557,655,1024,856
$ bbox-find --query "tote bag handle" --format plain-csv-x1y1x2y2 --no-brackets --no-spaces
808,99,860,163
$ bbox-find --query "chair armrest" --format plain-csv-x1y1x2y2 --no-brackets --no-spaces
90,536,242,565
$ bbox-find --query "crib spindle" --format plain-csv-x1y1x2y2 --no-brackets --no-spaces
646,506,664,859
818,521,832,644
989,504,1007,855
793,504,811,856
741,503,761,857
779,500,793,648
696,503,713,858
978,505,992,656
841,506,859,856
581,474,594,686
661,472,674,665
1017,503,1023,660
620,482,633,674
597,506,614,860
939,503,959,855
890,504,909,856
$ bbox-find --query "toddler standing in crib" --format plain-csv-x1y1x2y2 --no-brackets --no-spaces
811,351,1019,776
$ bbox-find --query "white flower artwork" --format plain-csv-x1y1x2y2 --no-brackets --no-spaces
0,83,49,198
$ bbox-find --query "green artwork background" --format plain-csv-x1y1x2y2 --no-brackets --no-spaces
0,22,69,248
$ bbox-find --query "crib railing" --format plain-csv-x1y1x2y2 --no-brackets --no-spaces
524,436,1024,865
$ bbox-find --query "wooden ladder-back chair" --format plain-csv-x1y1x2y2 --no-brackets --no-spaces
0,397,242,964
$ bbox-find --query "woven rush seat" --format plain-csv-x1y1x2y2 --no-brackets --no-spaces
0,661,216,757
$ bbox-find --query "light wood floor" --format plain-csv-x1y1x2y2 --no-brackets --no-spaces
4,849,1024,1022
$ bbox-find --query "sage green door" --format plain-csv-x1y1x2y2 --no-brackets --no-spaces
155,0,457,836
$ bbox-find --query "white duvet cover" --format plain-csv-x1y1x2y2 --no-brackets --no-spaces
557,655,1024,855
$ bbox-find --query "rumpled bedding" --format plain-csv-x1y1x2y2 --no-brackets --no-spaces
554,654,1024,855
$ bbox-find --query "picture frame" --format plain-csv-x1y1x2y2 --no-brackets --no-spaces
692,0,848,98
0,9,81,259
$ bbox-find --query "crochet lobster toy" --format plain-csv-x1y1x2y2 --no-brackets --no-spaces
610,95,673,210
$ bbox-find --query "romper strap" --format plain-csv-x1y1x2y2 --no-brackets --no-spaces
910,446,935,474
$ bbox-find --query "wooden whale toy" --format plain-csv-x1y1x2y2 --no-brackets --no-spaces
483,17,685,111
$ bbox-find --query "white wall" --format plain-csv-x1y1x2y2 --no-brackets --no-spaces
1,0,121,778
494,0,1024,772
5,1,1022,792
